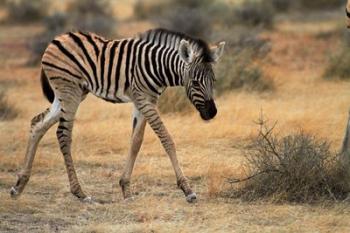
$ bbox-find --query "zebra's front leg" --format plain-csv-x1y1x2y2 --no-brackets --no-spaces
135,98,196,203
120,107,146,200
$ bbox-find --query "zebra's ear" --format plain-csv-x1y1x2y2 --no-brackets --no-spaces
179,40,193,64
211,41,225,62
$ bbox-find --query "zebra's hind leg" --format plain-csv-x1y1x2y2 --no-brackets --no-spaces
55,87,90,201
10,98,61,198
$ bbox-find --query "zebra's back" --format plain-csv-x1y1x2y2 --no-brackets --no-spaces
42,31,136,103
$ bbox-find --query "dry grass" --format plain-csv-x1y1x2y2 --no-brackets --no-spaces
158,88,193,114
226,118,350,203
1,6,350,233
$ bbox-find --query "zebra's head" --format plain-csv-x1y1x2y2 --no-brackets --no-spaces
179,39,225,121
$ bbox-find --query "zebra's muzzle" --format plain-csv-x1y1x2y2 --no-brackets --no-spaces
199,99,217,121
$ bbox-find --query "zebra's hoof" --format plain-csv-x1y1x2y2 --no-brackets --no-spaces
124,195,135,202
10,187,19,199
81,196,94,203
186,192,197,203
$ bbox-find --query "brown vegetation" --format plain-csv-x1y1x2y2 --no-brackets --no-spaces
226,116,350,203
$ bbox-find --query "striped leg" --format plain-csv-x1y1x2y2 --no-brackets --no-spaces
10,99,61,198
120,107,146,199
134,95,196,203
56,89,88,200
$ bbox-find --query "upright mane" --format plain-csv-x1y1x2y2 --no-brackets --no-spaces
137,28,214,62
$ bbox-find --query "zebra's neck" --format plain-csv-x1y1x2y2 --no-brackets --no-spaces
155,43,185,87
136,30,186,89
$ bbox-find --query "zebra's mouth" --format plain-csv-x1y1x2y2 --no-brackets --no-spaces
199,99,217,121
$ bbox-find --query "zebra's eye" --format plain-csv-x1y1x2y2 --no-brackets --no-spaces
192,80,199,87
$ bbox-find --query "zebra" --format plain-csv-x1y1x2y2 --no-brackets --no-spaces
10,28,225,203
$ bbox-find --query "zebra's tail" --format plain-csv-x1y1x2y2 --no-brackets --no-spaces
40,69,54,103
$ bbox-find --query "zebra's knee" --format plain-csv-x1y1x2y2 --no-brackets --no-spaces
30,109,49,129
56,128,71,146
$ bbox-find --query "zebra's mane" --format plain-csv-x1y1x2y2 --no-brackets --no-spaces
138,28,214,62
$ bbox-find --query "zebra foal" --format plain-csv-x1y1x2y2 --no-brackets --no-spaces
10,28,225,203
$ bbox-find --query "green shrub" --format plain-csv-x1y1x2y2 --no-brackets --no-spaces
5,0,47,23
28,13,67,65
215,28,273,93
225,118,350,203
324,30,350,80
216,56,272,93
67,0,116,36
155,7,211,39
271,0,291,12
297,0,343,9
28,0,116,65
324,49,350,80
134,0,217,39
233,0,275,29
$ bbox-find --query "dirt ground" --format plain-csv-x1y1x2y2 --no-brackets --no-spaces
1,7,350,233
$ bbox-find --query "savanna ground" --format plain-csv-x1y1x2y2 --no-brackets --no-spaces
1,2,350,233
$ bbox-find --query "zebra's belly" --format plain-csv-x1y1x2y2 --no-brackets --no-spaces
98,93,132,104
